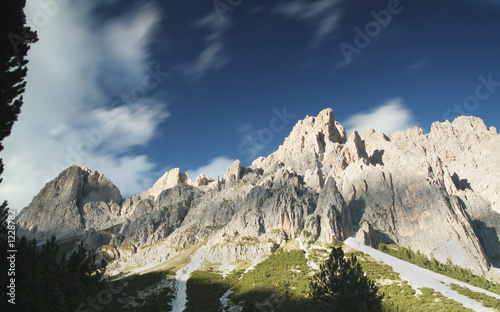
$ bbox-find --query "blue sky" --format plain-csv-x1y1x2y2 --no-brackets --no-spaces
1,0,500,212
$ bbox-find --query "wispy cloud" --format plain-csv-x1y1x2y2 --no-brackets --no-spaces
404,58,430,72
0,1,168,212
342,99,418,136
103,2,160,69
273,0,344,48
182,12,231,79
186,156,235,180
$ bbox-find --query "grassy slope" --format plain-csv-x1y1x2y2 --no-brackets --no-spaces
95,241,498,311
182,245,476,311
450,283,500,310
378,243,500,295
100,270,174,312
350,250,474,312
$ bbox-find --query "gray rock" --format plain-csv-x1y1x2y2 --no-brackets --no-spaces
16,165,122,243
16,110,500,278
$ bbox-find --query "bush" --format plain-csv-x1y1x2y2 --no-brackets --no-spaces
378,243,387,252
312,247,382,312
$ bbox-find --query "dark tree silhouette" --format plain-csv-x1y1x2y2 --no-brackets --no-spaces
1,0,38,145
10,237,106,311
312,246,382,312
1,0,38,308
0,0,38,228
0,0,37,309
0,0,38,234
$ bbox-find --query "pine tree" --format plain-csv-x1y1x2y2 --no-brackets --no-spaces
312,247,382,312
0,1,37,309
0,0,38,193
63,242,106,309
0,0,38,143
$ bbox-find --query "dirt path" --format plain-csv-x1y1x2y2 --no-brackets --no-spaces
344,237,499,312
298,238,312,267
171,246,207,312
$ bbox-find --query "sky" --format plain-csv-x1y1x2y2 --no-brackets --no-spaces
1,0,500,212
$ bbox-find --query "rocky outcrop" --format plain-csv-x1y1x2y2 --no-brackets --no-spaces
252,108,347,190
16,109,500,277
193,173,214,187
117,184,204,246
224,160,243,182
16,165,122,243
140,168,192,200
305,176,352,243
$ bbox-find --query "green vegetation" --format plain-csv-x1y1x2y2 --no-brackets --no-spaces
238,236,260,245
308,248,328,263
185,269,240,312
450,283,500,310
120,243,137,252
54,237,80,260
380,282,472,312
223,246,470,311
229,247,382,311
349,250,473,312
231,249,314,311
313,247,382,312
4,236,106,311
94,244,486,311
378,243,500,295
101,270,174,312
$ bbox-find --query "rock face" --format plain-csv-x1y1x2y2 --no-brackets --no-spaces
140,168,192,200
16,108,500,277
16,165,122,243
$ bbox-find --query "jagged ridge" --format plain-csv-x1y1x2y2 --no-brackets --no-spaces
16,108,500,278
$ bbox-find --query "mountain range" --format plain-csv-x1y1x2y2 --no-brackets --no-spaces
16,108,500,282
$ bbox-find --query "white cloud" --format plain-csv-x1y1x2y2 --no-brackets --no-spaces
342,99,418,137
93,103,170,153
186,42,227,78
0,1,169,212
182,12,231,79
186,156,235,181
104,2,160,68
274,0,344,48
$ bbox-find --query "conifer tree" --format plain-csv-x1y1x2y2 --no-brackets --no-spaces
312,247,382,312
0,0,37,309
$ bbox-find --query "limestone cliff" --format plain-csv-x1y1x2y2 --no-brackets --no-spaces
15,108,500,277
16,165,122,243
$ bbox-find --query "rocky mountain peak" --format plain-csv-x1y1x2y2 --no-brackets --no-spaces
428,116,496,142
193,173,214,188
224,160,243,182
16,165,122,243
14,109,500,279
251,108,348,189
283,108,347,148
140,168,192,200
